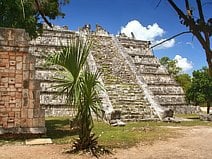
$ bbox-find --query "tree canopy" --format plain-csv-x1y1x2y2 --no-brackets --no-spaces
187,67,212,113
175,73,191,93
0,0,70,38
159,56,182,77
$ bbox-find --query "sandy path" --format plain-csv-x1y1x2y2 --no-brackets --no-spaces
0,126,212,159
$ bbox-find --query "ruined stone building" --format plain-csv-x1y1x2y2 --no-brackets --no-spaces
30,24,199,120
0,28,45,135
0,25,199,135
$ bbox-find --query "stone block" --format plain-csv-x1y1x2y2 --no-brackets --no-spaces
30,63,35,71
23,97,28,107
16,62,22,70
14,112,21,118
22,80,29,90
9,55,16,60
8,77,15,84
22,89,29,98
0,76,8,83
23,63,30,70
38,118,45,127
29,80,40,90
25,138,52,145
16,56,23,62
32,118,39,127
15,74,23,83
9,66,16,70
29,71,35,79
9,61,16,66
8,72,15,77
9,103,15,108
199,114,212,121
21,109,28,118
8,112,15,117
15,83,22,88
0,53,9,59
27,127,46,134
20,118,27,127
28,109,34,119
33,109,40,118
29,99,35,108
15,100,22,108
27,118,33,127
12,108,21,112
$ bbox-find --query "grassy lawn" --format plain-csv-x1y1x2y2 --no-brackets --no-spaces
1,115,212,148
45,117,175,148
45,115,212,148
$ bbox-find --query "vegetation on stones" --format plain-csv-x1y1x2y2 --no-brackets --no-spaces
0,0,69,38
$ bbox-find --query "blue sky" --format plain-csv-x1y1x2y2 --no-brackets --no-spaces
52,0,212,75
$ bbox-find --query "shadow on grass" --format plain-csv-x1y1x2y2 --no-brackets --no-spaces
45,118,78,140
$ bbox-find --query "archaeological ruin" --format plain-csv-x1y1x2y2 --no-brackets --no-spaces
0,24,200,135
0,28,45,135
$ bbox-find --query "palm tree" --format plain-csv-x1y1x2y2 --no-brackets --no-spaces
47,37,105,155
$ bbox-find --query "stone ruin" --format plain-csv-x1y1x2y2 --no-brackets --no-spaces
0,24,200,134
0,28,45,135
32,24,200,118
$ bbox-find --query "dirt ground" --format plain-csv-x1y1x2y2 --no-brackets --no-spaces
0,126,212,159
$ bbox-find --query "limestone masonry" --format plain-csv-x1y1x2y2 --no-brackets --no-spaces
30,24,199,120
0,28,45,135
0,25,200,135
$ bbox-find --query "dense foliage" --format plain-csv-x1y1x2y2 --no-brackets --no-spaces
175,73,191,93
159,56,182,77
187,67,212,113
0,0,69,38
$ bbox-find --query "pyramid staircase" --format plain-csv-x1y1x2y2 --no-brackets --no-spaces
116,37,188,113
28,25,198,120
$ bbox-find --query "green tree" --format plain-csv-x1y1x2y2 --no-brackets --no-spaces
47,37,105,156
0,0,69,38
159,56,182,77
187,67,212,114
175,73,191,93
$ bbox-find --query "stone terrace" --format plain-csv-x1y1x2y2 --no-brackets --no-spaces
91,35,158,121
117,37,193,113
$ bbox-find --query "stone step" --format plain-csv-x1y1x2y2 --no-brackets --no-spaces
25,138,53,145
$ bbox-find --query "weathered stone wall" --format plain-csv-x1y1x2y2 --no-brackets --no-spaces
29,27,77,116
91,35,158,121
28,25,199,120
0,28,45,135
117,37,199,114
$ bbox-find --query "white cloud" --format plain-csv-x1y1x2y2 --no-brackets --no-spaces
174,55,193,72
120,20,175,49
152,38,175,50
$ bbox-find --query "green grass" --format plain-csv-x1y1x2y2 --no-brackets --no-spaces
93,121,175,148
45,116,212,148
1,116,212,148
